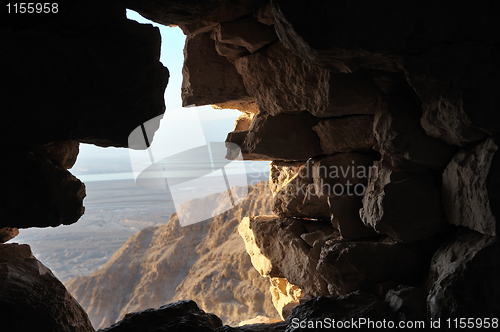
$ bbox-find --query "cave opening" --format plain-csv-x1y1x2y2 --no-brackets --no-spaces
9,9,273,329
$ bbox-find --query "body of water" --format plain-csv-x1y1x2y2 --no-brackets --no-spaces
10,171,269,282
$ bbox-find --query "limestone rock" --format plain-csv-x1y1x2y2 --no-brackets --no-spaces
182,32,251,107
213,100,260,114
312,115,376,154
215,40,250,60
312,70,382,117
180,0,268,37
420,91,489,147
385,286,427,321
310,154,375,196
238,216,278,278
216,322,287,332
245,216,335,296
427,229,500,319
317,238,426,295
0,243,94,332
234,44,383,117
98,300,222,332
234,113,255,131
0,152,86,229
2,1,169,148
271,0,500,72
253,4,275,26
198,0,268,26
226,112,322,161
226,131,249,160
443,137,500,236
288,292,396,325
360,161,448,243
270,154,374,220
215,17,278,53
171,225,278,325
405,42,500,146
271,0,402,72
66,182,279,329
0,243,33,260
300,229,336,248
374,96,457,170
269,277,304,320
374,281,399,298
328,195,378,241
180,21,219,39
239,316,281,326
0,227,19,243
234,41,330,116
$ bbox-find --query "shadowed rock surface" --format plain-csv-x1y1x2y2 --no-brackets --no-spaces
427,229,500,319
227,112,323,161
270,154,374,220
1,0,168,230
0,243,94,332
2,0,500,329
0,151,86,229
98,300,222,332
361,161,448,243
0,227,19,243
182,32,251,106
443,137,500,236
385,285,427,321
374,96,457,171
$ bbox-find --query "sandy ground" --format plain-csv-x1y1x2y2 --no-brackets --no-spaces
11,173,268,282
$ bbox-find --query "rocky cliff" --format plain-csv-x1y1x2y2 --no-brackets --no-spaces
65,182,280,329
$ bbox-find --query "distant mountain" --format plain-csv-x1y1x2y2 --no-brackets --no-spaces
65,181,279,329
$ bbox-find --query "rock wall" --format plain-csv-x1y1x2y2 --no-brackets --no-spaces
168,0,500,323
1,0,168,230
0,243,94,331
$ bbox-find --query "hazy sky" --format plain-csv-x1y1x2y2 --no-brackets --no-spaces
72,10,268,182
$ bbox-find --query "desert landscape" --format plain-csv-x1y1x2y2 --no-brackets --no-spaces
64,181,279,329
12,172,268,282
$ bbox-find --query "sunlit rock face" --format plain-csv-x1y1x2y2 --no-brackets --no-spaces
182,32,252,106
0,243,95,332
269,153,375,221
443,137,500,237
238,216,305,320
65,182,280,329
